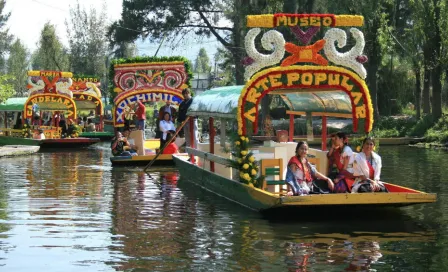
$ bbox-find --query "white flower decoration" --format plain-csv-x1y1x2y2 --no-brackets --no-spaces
323,28,367,79
245,28,285,80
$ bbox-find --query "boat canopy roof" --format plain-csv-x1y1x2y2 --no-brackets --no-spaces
0,97,27,112
187,86,242,118
187,86,353,119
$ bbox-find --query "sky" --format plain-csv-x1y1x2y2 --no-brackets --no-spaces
4,0,221,63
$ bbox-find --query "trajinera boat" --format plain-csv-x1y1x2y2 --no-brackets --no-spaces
0,70,100,148
70,75,114,140
109,57,191,166
172,13,437,212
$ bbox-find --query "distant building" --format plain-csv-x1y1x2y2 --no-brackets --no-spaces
191,72,211,95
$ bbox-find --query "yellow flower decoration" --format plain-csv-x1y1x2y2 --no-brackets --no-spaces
251,169,257,176
356,146,361,152
249,156,255,163
243,164,249,169
248,183,254,188
243,173,250,180
245,138,249,142
373,146,376,151
235,141,240,146
241,150,248,156
240,172,245,178
240,136,246,141
238,159,242,164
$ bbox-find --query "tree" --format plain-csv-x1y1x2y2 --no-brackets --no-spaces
32,23,69,71
0,0,13,73
113,42,138,59
7,39,29,97
108,0,282,84
0,74,14,103
194,48,211,73
65,1,108,77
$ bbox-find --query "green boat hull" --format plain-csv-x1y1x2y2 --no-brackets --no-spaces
80,131,114,140
0,136,41,146
173,155,281,211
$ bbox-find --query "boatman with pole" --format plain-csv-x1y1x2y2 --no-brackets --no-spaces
177,88,197,148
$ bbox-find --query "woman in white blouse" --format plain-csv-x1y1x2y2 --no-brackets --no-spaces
352,137,387,193
159,112,176,149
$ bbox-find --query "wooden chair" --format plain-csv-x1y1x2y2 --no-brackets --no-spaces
261,158,287,194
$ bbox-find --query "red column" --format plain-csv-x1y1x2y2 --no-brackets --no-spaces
100,115,104,131
189,117,195,163
322,116,327,151
39,111,43,126
289,114,294,142
209,117,215,172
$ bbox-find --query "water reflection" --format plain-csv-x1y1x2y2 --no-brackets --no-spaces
0,145,446,271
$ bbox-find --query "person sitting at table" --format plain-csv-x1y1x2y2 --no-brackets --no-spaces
159,112,176,148
285,141,334,196
162,130,179,154
111,131,138,156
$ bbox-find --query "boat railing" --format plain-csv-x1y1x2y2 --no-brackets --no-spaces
185,147,234,167
0,128,23,137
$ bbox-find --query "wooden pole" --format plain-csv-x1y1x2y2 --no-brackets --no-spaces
209,117,215,172
189,117,195,163
144,116,190,172
322,116,327,151
289,114,294,142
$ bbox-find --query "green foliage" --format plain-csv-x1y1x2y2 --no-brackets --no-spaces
194,48,211,73
0,74,14,103
425,115,448,143
108,56,193,103
65,1,108,78
7,39,29,97
0,0,12,65
350,134,380,153
31,23,69,71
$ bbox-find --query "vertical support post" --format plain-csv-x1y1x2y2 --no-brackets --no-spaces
39,111,43,126
306,112,314,142
220,118,226,148
189,117,195,163
322,116,327,151
209,117,215,172
4,112,7,136
289,114,294,142
100,115,104,131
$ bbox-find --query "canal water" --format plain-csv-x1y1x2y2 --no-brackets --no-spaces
0,143,446,271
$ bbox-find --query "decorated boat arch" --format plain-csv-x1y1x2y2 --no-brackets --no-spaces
111,56,192,127
24,70,77,121
238,14,373,137
70,75,103,116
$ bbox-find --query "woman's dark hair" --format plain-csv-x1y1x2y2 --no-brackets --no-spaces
335,132,348,145
163,112,171,120
362,137,375,146
295,141,308,153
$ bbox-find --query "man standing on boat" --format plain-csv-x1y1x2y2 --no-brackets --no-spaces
158,100,177,122
134,99,147,140
177,88,197,148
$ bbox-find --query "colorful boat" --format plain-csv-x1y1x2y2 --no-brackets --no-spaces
173,13,436,212
109,57,191,166
70,75,114,140
0,71,100,148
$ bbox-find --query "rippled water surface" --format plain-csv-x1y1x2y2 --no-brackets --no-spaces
0,143,447,271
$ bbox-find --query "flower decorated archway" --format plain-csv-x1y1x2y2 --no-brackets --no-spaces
70,76,103,115
111,57,192,127
24,70,77,119
237,13,372,136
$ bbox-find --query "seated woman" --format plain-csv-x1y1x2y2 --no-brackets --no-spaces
85,119,96,132
352,137,387,193
33,129,46,139
66,119,76,137
162,131,179,154
330,132,356,193
111,131,138,156
159,112,176,148
285,141,334,196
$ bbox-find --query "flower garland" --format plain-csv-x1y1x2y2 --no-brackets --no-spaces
22,124,30,138
67,125,81,138
323,28,367,79
351,135,379,153
237,65,374,135
229,135,262,187
246,14,364,28
244,28,285,81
